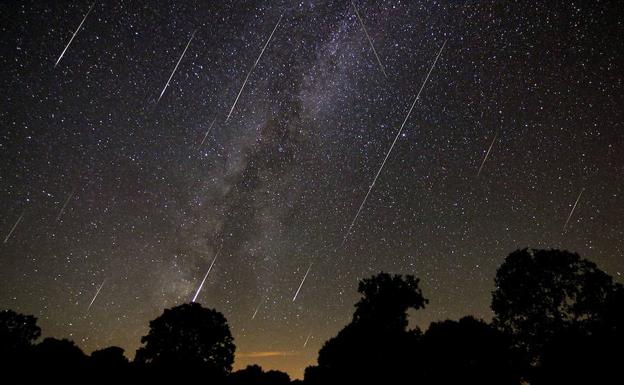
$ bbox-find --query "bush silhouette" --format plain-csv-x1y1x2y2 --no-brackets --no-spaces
32,337,88,383
530,325,622,385
135,302,235,381
89,346,129,383
228,364,291,385
421,316,521,385
91,345,128,367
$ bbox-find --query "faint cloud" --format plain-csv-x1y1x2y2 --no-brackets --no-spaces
237,351,299,358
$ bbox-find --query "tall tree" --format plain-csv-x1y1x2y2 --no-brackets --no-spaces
305,272,427,384
352,272,428,330
492,248,623,363
135,302,235,379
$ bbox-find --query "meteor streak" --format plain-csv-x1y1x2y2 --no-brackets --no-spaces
292,263,312,302
157,30,196,104
3,211,24,244
225,15,282,122
198,117,217,149
351,0,387,78
54,2,96,68
303,331,312,348
342,40,447,245
251,298,263,320
563,188,584,232
477,132,498,177
191,247,220,303
56,187,77,222
87,279,105,312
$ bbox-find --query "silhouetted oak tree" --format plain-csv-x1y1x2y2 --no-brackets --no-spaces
492,248,622,363
135,302,235,379
352,272,428,330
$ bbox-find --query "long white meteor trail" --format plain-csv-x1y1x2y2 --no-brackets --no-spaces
4,211,25,244
191,247,220,303
351,0,387,78
225,15,282,122
157,30,196,104
87,279,105,312
303,331,312,348
292,263,312,302
198,117,217,149
477,132,498,177
56,187,77,222
251,298,263,320
55,2,96,68
342,40,447,245
563,188,584,232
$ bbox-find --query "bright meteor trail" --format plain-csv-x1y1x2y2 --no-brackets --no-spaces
3,211,24,244
251,298,263,320
225,15,282,122
54,2,96,68
292,263,312,302
351,0,387,78
303,331,312,348
191,247,220,303
342,40,447,245
157,30,196,104
563,188,584,232
477,132,498,177
87,279,105,312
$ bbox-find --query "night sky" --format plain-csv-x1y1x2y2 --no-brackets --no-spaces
1,0,623,378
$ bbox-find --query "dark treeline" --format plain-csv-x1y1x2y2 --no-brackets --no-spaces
1,248,623,384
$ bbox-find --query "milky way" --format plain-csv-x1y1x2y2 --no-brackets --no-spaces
1,1,623,378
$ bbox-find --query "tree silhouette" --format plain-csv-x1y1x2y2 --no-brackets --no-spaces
32,337,88,383
91,346,128,367
0,309,42,380
305,272,427,384
228,364,291,385
0,248,621,384
135,302,235,380
421,316,521,385
352,272,428,330
492,248,622,363
0,309,41,355
89,346,129,383
529,325,622,385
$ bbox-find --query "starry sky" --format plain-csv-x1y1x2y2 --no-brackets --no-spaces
1,0,623,379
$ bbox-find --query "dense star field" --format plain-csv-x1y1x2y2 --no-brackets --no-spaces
1,0,623,378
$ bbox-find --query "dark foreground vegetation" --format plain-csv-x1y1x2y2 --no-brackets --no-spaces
1,248,623,384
